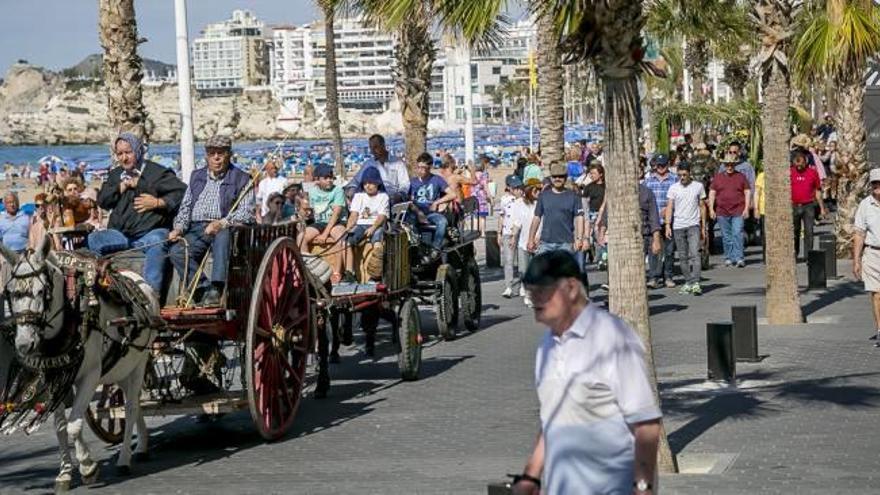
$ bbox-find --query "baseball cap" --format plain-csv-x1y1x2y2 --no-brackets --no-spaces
652,153,670,166
523,250,581,287
870,169,880,183
505,175,524,188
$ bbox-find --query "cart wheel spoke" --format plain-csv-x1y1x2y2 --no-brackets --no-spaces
247,237,310,440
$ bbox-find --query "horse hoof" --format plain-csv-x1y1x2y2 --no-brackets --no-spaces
54,479,71,493
116,465,131,476
81,465,99,485
133,452,150,463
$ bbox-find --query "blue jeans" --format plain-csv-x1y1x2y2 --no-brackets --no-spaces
347,224,383,245
648,230,675,282
409,212,447,250
717,215,745,263
87,228,169,293
168,222,231,288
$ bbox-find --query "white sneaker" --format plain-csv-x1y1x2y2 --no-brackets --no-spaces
502,287,513,298
519,287,526,297
524,296,533,307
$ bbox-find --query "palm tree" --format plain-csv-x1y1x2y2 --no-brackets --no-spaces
546,0,678,473
792,0,880,256
646,0,750,106
318,0,346,177
537,14,564,165
97,0,148,140
751,0,804,324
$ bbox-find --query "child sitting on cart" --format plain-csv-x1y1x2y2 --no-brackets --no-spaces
342,167,389,280
297,164,347,282
408,153,457,264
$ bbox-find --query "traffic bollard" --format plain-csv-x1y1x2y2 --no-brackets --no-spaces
484,230,501,268
818,234,837,278
731,305,760,362
807,249,827,289
707,322,736,383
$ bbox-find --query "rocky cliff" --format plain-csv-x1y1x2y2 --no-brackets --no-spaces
0,64,403,145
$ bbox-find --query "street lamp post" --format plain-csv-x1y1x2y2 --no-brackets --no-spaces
174,0,195,183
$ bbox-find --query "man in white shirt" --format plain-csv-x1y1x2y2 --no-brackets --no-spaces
256,160,288,223
349,134,411,203
665,163,707,295
512,251,662,495
852,168,880,345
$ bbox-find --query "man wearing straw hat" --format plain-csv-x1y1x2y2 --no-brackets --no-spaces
168,134,255,306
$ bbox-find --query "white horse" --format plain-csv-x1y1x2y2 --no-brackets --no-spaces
1,239,159,491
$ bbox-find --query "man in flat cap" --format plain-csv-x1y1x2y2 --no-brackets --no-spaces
511,250,662,495
168,134,255,306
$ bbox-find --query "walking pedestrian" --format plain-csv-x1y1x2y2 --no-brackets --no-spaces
512,250,662,495
708,155,751,267
526,161,587,259
853,169,880,346
665,163,707,294
790,149,827,259
512,179,542,306
644,153,678,288
500,175,524,298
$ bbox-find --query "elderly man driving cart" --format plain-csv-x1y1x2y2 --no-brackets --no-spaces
167,134,256,306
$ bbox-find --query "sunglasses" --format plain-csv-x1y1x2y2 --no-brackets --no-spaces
551,175,567,179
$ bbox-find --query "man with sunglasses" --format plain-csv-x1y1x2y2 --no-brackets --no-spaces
511,251,661,495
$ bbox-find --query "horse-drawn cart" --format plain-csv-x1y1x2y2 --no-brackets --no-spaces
86,222,326,442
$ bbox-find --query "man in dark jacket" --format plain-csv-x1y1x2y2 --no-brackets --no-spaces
88,132,187,293
168,135,255,305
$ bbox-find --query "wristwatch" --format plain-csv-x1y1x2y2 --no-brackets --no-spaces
634,479,652,492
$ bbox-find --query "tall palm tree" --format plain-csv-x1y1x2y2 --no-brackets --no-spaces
442,0,676,473
537,14,564,165
792,0,880,256
318,0,346,177
98,0,148,140
751,0,804,324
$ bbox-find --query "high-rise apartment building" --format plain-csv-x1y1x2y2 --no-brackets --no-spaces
270,17,395,113
192,10,270,95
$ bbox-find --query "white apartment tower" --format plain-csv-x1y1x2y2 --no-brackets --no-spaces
193,10,269,95
270,17,395,114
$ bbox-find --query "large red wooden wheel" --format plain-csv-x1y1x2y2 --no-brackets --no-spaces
85,384,125,444
246,237,311,440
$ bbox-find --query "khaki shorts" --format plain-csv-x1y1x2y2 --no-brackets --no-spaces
863,248,880,292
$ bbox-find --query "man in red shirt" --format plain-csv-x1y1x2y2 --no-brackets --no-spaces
708,155,751,267
790,149,827,259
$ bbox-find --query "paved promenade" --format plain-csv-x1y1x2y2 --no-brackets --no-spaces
1,238,879,494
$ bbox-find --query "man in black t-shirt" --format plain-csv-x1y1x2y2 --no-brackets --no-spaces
527,162,587,257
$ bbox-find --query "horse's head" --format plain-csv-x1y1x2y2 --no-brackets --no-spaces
2,238,65,356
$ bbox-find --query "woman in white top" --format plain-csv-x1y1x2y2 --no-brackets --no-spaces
256,159,289,223
511,178,542,306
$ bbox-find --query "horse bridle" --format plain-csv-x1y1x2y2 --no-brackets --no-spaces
3,257,64,333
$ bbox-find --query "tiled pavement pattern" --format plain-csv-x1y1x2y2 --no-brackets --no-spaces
2,238,880,494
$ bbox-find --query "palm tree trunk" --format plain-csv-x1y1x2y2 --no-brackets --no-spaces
603,75,677,475
762,63,803,324
394,9,434,173
834,74,869,257
537,15,565,165
98,0,148,140
321,3,345,177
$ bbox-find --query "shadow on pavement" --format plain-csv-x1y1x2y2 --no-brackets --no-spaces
662,370,880,453
651,304,688,316
801,280,862,317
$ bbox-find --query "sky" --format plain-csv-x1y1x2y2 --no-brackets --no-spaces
0,0,321,76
